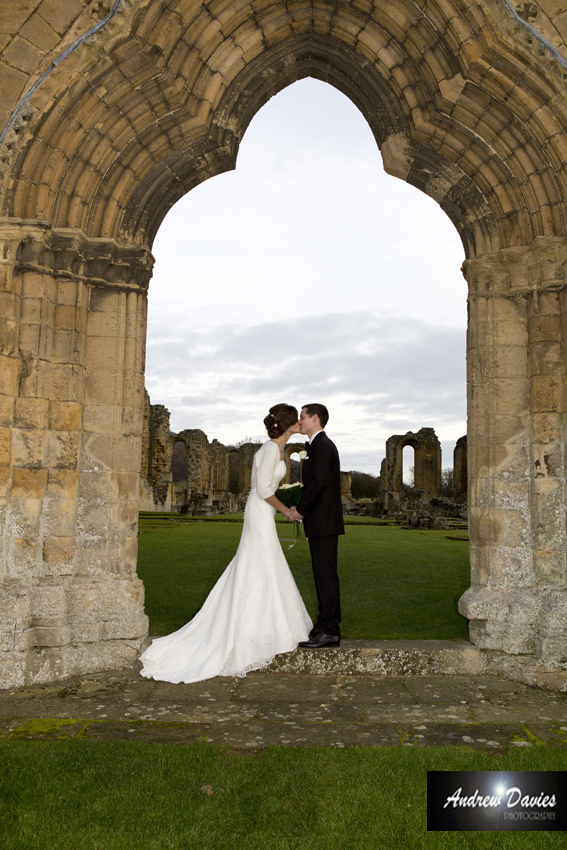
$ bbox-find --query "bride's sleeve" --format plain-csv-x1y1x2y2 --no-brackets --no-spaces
255,442,279,499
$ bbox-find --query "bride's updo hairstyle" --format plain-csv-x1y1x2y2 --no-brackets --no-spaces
264,404,298,439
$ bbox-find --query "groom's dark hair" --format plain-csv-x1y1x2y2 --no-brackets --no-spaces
302,404,329,429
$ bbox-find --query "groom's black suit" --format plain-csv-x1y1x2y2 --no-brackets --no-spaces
296,432,344,637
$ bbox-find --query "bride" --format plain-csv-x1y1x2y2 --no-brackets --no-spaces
139,403,312,683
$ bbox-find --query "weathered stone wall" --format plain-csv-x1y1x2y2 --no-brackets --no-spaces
459,240,567,671
381,428,442,510
454,435,467,499
140,389,173,511
0,222,150,687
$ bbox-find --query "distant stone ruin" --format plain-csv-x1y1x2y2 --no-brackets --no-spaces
140,396,352,515
380,428,442,511
362,427,468,526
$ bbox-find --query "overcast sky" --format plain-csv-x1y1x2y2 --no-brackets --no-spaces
145,78,467,476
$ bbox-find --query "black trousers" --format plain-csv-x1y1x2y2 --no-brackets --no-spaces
308,534,341,636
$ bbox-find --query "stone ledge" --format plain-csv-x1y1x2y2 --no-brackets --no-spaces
262,640,486,677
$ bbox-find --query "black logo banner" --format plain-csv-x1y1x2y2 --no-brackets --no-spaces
428,771,567,831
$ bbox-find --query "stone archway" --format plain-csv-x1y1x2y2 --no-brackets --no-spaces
3,0,567,687
381,428,442,510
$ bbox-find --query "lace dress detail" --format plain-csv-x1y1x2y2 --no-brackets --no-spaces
139,440,312,683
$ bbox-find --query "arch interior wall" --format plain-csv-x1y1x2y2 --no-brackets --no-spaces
2,0,567,688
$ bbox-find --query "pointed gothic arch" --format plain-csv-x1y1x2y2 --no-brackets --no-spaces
2,0,567,687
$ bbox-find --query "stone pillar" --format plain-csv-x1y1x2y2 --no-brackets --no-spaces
141,395,173,510
453,435,467,498
459,238,567,669
0,221,150,688
238,443,260,494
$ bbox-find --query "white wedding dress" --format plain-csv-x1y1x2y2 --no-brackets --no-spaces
139,440,312,683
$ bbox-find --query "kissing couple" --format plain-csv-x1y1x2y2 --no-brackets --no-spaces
140,403,344,684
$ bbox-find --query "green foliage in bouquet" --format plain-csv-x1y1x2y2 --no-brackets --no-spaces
275,482,303,507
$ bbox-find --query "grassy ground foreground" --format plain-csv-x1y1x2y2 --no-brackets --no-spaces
137,514,471,640
1,740,566,850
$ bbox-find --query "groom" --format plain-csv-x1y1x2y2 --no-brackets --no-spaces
288,404,344,648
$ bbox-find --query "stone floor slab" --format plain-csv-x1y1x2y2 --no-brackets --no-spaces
399,723,528,750
147,678,235,703
364,704,472,723
232,674,337,703
404,676,486,704
257,701,364,723
338,677,415,704
207,720,401,749
83,720,210,745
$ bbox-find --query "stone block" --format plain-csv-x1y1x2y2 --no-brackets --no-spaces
117,472,139,501
85,336,122,371
0,394,15,428
76,539,109,576
7,538,43,579
0,427,12,466
529,341,561,376
2,34,43,74
0,586,32,622
49,363,82,401
0,467,12,497
98,614,144,641
20,12,60,51
530,375,562,412
0,651,25,688
85,370,120,406
68,617,101,643
84,432,114,468
36,0,83,35
9,497,42,537
42,537,76,575
116,501,138,526
532,412,562,443
44,430,79,468
0,58,27,107
82,404,118,434
29,625,72,647
47,469,79,498
0,623,14,652
88,288,120,315
14,397,49,429
11,467,48,499
11,428,45,467
502,631,536,655
0,355,19,396
84,307,121,339
52,329,80,363
31,582,67,621
539,592,567,630
536,635,567,661
49,401,82,431
43,497,77,537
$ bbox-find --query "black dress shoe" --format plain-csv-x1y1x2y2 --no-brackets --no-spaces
298,632,340,648
308,626,321,639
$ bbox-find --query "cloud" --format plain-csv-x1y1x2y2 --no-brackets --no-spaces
145,311,465,473
145,78,468,474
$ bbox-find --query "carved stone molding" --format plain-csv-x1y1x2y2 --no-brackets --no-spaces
463,237,567,299
0,219,154,291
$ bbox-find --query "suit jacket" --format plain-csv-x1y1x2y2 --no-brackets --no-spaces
297,432,345,538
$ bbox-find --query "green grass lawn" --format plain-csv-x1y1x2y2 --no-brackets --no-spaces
1,740,566,850
137,515,471,640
